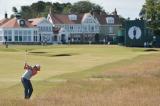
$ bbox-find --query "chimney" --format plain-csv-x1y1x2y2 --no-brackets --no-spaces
114,8,117,15
5,12,8,19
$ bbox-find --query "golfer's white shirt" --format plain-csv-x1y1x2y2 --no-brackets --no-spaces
22,69,32,80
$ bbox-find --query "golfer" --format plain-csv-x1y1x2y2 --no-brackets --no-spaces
21,63,40,99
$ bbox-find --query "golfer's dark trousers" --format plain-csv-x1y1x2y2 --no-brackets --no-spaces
21,77,33,99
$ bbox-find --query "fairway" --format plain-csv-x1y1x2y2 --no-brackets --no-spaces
0,45,160,106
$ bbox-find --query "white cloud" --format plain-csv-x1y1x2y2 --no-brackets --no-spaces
0,0,145,19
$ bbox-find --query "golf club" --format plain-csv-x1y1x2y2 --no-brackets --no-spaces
25,49,27,63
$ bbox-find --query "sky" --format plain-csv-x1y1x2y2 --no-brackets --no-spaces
0,0,145,19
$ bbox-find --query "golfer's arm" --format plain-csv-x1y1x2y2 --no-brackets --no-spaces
24,63,31,70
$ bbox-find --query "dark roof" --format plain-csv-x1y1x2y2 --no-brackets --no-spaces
92,13,107,25
50,12,121,25
92,12,121,25
50,13,84,24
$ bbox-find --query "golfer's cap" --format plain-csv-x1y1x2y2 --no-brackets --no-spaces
35,64,40,68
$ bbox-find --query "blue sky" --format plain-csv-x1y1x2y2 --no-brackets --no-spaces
0,0,145,19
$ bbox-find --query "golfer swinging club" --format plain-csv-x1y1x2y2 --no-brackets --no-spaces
21,63,40,99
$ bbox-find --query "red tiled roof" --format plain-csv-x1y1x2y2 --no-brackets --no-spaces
0,18,34,28
0,18,9,26
50,14,84,24
28,17,45,26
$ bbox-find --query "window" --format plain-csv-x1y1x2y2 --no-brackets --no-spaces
4,30,7,36
15,36,18,41
28,36,31,42
109,27,113,33
38,27,41,31
4,36,7,41
23,36,28,42
34,36,37,42
28,31,31,36
91,26,94,32
106,17,114,24
53,36,57,41
7,36,12,41
68,14,77,21
23,30,27,36
46,27,48,31
34,31,37,36
4,36,12,41
84,26,87,32
14,30,18,36
49,27,52,31
19,31,22,36
70,26,73,30
8,30,12,36
0,36,2,41
19,36,22,41
42,27,45,32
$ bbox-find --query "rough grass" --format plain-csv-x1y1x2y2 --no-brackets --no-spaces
32,53,160,106
0,45,160,106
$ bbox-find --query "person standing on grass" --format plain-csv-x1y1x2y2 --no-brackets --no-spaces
21,63,40,99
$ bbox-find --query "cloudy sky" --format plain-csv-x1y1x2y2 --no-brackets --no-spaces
0,0,145,19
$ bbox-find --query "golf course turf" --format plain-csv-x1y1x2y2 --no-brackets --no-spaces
0,45,160,106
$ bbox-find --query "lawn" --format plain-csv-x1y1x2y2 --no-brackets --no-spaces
0,45,160,106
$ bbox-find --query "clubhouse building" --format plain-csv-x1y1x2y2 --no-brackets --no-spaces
0,14,39,44
0,9,122,44
47,9,122,43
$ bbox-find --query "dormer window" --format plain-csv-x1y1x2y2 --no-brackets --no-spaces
20,20,25,26
106,17,114,24
18,19,26,27
68,14,77,21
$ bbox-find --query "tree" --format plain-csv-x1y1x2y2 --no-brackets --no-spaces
71,1,104,14
92,4,104,14
11,1,104,19
20,6,33,19
12,7,18,14
31,1,46,17
71,1,92,13
63,3,72,14
140,0,160,35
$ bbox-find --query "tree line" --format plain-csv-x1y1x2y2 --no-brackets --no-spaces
11,1,105,19
139,0,160,35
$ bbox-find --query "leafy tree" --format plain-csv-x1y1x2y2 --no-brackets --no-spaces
71,1,94,13
31,1,46,17
140,0,160,35
12,7,18,14
20,6,33,19
70,1,104,14
62,3,72,14
92,4,104,14
11,1,104,19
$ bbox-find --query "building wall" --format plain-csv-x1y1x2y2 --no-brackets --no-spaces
36,19,53,44
0,28,39,44
47,13,122,44
99,25,122,43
